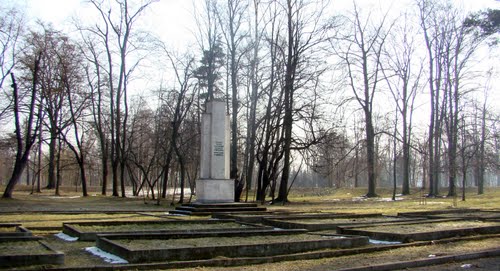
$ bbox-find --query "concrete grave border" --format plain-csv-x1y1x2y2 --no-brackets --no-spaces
0,239,64,267
339,219,500,242
96,232,368,263
262,214,424,231
63,219,270,241
0,223,33,239
213,212,353,224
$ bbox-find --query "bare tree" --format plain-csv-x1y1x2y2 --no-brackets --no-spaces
162,51,196,203
382,12,422,195
86,0,157,197
255,0,283,203
0,5,24,122
24,24,75,190
332,2,393,197
419,0,498,197
80,36,110,195
243,0,264,201
418,0,448,196
2,54,42,198
274,0,330,203
53,37,90,196
216,0,249,193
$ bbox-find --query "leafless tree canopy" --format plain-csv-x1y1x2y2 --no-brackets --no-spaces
0,0,498,201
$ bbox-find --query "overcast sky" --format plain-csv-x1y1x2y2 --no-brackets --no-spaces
3,0,499,121
10,0,500,50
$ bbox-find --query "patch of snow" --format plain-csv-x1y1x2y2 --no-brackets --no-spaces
54,232,78,242
166,213,187,216
325,235,347,239
461,264,473,268
377,197,404,202
369,239,402,245
48,196,81,199
85,247,128,264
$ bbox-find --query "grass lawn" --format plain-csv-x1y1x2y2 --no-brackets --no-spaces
115,233,344,250
283,216,409,225
0,186,498,270
74,221,251,232
182,238,500,271
0,241,53,256
357,220,500,234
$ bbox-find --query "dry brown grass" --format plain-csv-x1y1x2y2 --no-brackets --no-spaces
0,213,164,228
0,187,498,270
265,187,500,216
180,238,500,271
362,220,500,233
117,234,343,250
75,221,250,232
0,241,52,255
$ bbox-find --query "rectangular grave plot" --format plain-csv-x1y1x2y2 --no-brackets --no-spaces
212,211,309,224
96,234,369,263
426,211,500,220
264,212,368,222
0,240,64,267
339,220,500,243
0,225,33,238
63,219,268,241
97,228,308,241
0,223,21,231
397,209,481,218
264,215,420,231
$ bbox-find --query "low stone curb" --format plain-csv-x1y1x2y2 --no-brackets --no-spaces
27,234,500,271
336,248,500,271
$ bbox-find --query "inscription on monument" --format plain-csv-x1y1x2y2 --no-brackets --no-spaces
214,141,224,157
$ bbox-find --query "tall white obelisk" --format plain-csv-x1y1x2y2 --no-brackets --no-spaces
196,99,234,203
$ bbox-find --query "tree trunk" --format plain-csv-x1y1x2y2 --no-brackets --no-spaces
478,98,486,194
276,0,296,203
101,147,108,195
365,109,377,197
3,154,30,198
46,130,57,189
402,108,411,195
3,67,40,198
78,158,88,197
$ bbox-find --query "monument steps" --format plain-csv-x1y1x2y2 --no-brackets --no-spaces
170,203,267,216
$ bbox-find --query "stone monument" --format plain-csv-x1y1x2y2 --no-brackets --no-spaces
195,99,234,203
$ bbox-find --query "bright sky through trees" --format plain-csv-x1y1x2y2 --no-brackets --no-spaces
3,0,499,128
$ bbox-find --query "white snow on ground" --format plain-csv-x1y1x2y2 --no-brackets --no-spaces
324,235,347,239
377,197,404,202
352,197,407,202
48,196,81,199
369,239,402,245
85,247,128,264
54,232,78,241
166,213,187,216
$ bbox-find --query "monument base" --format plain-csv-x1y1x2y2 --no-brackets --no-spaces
196,179,234,203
